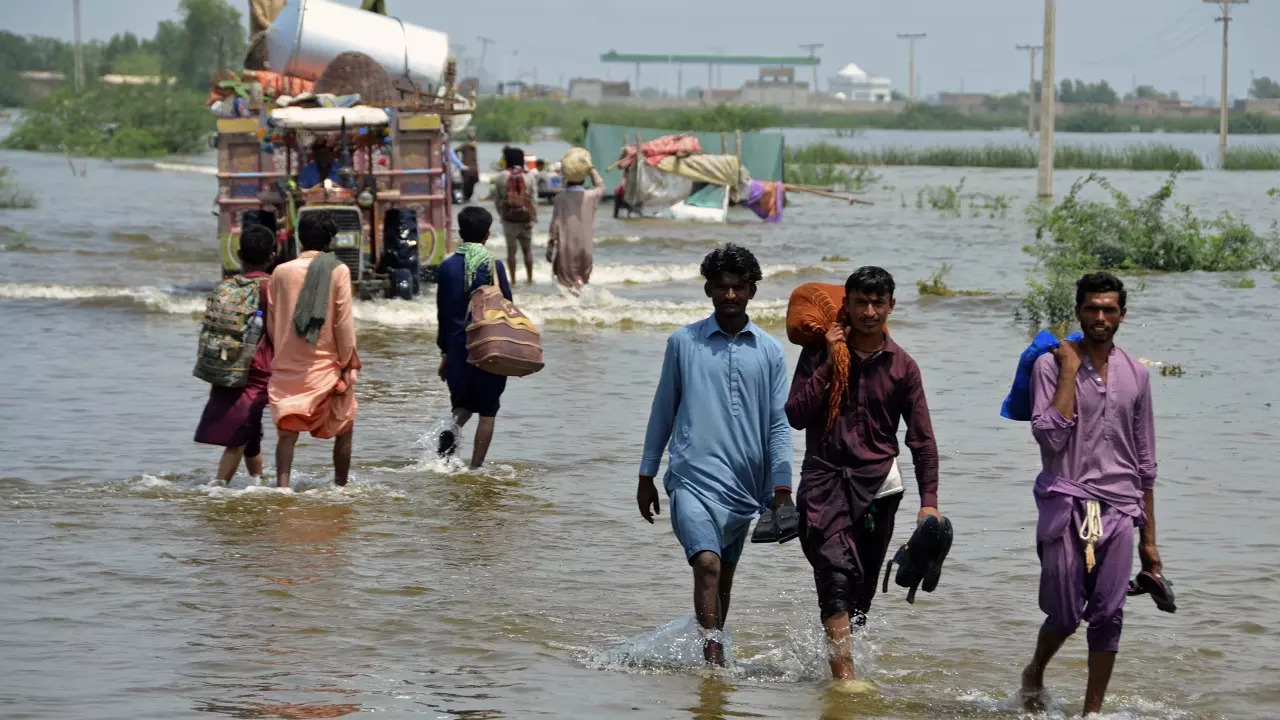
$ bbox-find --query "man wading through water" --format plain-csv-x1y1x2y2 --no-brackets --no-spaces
637,243,793,665
493,146,537,286
267,213,360,488
1021,272,1164,716
785,266,940,682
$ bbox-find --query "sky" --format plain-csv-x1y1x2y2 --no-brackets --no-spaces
1,0,1276,101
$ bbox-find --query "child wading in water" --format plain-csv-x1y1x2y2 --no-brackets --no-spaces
194,224,276,484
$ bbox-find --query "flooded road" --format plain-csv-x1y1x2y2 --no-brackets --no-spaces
2,130,1279,719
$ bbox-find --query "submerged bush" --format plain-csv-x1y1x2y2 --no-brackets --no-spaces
1020,173,1280,329
1,85,212,157
0,164,35,209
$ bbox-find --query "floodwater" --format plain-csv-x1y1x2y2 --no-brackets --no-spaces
2,128,1279,720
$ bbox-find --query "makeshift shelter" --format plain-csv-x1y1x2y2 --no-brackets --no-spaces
585,123,785,193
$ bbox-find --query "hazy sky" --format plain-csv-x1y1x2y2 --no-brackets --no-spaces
1,0,1276,100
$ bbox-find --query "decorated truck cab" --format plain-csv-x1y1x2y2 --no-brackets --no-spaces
214,105,454,300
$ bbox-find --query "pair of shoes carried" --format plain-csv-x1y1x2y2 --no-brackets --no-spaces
750,505,799,544
883,514,954,604
1127,570,1177,613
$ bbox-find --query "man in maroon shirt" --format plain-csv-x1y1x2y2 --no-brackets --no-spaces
785,266,940,681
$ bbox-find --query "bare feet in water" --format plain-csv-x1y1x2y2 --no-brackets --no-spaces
703,638,725,667
1020,664,1046,711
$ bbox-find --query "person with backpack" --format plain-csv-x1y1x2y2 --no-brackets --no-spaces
493,146,537,286
193,224,277,485
434,206,515,469
267,213,360,488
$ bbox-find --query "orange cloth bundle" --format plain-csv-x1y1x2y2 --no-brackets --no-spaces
787,283,849,433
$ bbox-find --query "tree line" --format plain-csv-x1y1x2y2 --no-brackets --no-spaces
0,0,244,107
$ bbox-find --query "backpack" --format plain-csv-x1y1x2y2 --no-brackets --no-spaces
193,275,263,388
501,169,533,224
464,265,544,377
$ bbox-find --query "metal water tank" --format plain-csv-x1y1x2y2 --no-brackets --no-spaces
266,0,449,92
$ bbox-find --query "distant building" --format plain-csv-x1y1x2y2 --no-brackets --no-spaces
1235,98,1280,116
828,63,891,102
100,74,176,86
568,78,632,105
19,70,66,100
937,92,990,115
739,66,809,107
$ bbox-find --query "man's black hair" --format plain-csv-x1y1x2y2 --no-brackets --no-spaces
1076,271,1126,309
298,212,337,251
700,243,763,284
458,206,493,243
503,146,525,170
239,224,275,266
844,265,896,298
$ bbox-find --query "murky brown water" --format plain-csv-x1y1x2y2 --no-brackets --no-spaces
2,129,1279,719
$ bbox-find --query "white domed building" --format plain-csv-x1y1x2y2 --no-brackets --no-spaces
828,62,892,102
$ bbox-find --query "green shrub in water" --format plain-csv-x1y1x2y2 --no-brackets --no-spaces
1020,172,1280,329
0,164,35,209
1,85,212,158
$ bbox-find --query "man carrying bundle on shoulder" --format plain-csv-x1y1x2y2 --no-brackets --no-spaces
784,266,944,683
1019,271,1171,716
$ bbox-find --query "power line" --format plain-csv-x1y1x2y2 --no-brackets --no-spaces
1083,4,1201,66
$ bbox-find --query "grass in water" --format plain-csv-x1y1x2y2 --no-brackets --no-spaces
784,143,1204,170
1019,173,1280,329
916,263,992,297
1224,276,1256,289
821,254,849,262
0,165,36,209
1222,147,1280,171
914,177,1012,218
785,163,881,192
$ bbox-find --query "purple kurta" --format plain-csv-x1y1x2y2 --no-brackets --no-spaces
1029,346,1156,651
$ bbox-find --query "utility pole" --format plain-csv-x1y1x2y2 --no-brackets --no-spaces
1016,44,1042,137
897,33,926,102
72,0,84,91
1205,0,1247,155
1037,0,1055,198
799,43,823,92
476,36,494,90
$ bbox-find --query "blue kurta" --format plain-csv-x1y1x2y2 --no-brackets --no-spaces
640,315,793,516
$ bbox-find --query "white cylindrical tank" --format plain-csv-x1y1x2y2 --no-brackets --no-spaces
266,0,449,90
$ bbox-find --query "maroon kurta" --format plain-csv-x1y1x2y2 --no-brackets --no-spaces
194,272,273,453
785,336,940,616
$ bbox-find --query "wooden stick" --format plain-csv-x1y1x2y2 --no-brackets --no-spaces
784,184,873,205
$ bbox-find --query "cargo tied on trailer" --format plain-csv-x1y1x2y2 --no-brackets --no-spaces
212,0,476,301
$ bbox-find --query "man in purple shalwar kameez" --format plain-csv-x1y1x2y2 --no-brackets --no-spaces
1020,272,1166,716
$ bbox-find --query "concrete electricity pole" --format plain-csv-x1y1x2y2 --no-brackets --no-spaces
71,0,84,91
476,36,494,89
799,43,824,92
1036,0,1056,198
1017,44,1042,137
897,33,926,102
1205,0,1248,155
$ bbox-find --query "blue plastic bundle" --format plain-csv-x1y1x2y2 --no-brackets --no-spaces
1000,329,1083,421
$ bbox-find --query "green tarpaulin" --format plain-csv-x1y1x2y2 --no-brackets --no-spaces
584,123,785,192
